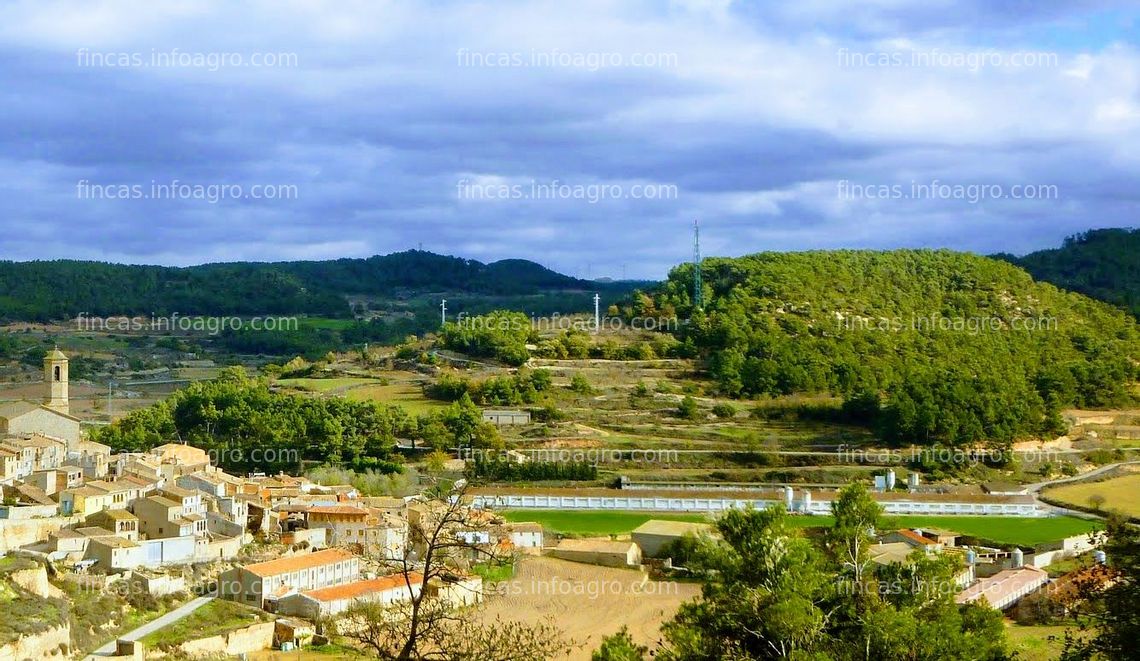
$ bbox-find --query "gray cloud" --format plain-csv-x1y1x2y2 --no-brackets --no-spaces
0,1,1137,279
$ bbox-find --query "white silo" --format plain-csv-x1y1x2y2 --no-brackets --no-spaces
802,490,813,513
886,469,896,490
784,486,794,510
1012,548,1024,568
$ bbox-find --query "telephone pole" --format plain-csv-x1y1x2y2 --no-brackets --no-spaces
440,299,447,326
593,293,601,334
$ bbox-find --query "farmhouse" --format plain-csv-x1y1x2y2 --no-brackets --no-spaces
551,538,642,568
632,519,714,558
305,504,407,558
219,548,360,608
493,521,544,553
277,571,424,618
878,529,943,552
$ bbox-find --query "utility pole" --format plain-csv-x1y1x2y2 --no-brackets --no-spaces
440,299,447,326
693,219,703,310
594,293,601,334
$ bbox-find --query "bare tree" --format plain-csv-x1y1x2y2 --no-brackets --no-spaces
336,481,572,660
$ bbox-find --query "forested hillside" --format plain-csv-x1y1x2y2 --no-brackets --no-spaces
632,250,1139,446
995,228,1140,318
0,250,594,321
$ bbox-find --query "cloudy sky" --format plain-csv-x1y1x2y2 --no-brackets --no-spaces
1,1,1137,279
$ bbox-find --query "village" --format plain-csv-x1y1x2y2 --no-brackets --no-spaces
0,348,1122,660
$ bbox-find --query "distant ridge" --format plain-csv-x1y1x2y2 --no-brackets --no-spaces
994,228,1140,318
0,250,594,321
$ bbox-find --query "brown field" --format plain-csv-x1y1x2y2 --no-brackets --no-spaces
476,555,699,659
1043,470,1140,518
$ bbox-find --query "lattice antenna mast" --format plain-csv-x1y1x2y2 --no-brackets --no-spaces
693,219,703,310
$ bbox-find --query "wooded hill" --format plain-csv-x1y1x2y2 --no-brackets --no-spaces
631,249,1139,446
995,228,1140,318
0,250,596,321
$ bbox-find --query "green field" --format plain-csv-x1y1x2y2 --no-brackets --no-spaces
1005,623,1071,661
344,382,447,414
503,509,1101,546
501,510,712,536
276,377,380,393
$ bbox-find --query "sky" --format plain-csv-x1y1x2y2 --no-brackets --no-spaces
1,0,1138,279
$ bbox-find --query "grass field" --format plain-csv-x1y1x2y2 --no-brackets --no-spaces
344,382,447,414
1005,623,1071,661
503,509,1101,546
1044,472,1140,518
276,377,380,393
501,509,712,536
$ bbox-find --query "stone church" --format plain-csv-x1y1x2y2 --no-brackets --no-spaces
0,348,83,448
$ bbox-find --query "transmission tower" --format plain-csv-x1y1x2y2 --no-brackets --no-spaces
693,219,703,310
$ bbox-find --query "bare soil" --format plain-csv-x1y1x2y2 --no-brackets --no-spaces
476,555,699,659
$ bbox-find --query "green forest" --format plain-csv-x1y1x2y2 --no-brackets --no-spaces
996,228,1140,318
0,250,603,321
91,368,508,472
628,249,1139,447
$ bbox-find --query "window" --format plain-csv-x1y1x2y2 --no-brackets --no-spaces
53,366,61,381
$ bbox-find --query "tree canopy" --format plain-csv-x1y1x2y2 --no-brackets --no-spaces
633,249,1139,446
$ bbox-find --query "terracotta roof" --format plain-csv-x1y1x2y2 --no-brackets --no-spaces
303,572,423,603
895,529,939,546
243,548,357,577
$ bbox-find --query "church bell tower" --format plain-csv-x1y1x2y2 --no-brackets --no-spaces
43,347,69,414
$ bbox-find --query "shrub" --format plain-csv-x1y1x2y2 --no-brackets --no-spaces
712,403,736,419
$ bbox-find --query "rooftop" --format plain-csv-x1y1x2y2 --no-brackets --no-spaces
892,529,940,546
869,542,915,566
242,548,357,577
307,505,370,516
302,572,424,603
89,509,138,521
956,567,1049,608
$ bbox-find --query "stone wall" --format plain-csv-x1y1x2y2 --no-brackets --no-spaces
173,620,275,658
8,563,66,599
0,516,77,552
0,622,70,660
